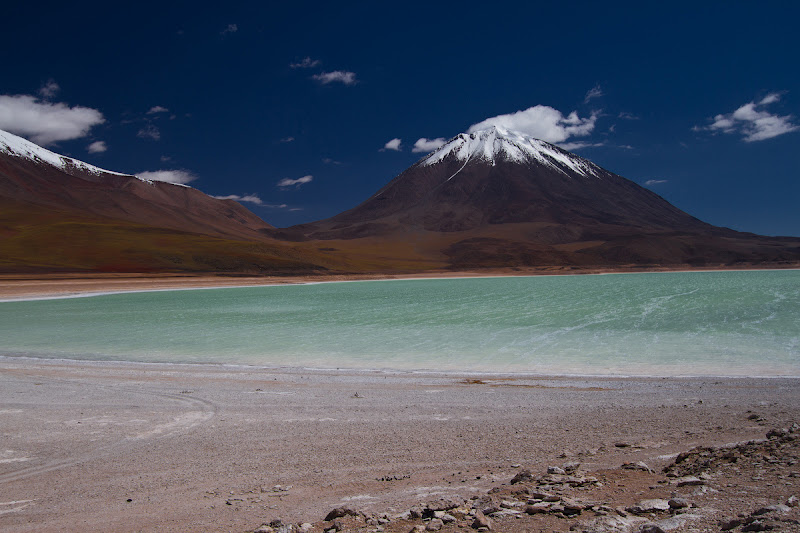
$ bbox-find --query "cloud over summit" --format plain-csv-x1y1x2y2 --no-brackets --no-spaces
468,105,598,144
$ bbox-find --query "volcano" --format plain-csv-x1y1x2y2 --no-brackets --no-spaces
290,127,800,268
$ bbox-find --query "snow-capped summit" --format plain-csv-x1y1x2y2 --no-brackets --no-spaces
419,126,603,178
0,128,132,179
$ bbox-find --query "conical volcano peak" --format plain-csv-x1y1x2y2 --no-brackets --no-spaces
419,126,603,178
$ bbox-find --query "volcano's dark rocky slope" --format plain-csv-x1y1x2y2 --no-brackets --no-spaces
289,127,800,268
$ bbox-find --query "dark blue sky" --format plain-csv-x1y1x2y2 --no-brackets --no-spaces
1,1,798,236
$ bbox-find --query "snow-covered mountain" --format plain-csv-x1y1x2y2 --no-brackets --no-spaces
289,127,800,268
420,126,604,178
0,128,272,240
0,128,132,180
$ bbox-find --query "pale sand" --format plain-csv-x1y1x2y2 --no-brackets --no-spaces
0,358,798,532
2,265,796,300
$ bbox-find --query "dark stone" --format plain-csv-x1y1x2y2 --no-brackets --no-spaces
720,519,743,531
510,469,534,484
639,525,666,533
324,507,358,521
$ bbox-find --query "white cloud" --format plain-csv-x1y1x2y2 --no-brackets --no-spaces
412,137,447,153
467,105,598,143
212,193,264,205
87,141,107,153
290,57,321,69
312,71,357,85
322,157,342,165
618,111,639,120
698,92,798,142
38,80,60,99
280,136,295,143
382,138,402,151
221,24,238,35
584,84,603,103
759,93,781,105
559,141,606,151
644,179,668,186
147,106,169,115
277,175,313,188
0,94,105,146
136,170,196,185
137,125,161,141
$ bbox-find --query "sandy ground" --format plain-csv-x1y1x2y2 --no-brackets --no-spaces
1,274,799,531
1,358,798,532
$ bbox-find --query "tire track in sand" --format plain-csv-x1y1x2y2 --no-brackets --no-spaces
0,370,217,484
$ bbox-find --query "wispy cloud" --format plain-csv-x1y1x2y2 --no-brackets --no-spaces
212,193,264,205
136,170,196,185
644,179,668,186
468,105,598,144
696,92,798,142
312,71,357,86
147,105,169,115
290,57,321,69
221,24,238,36
277,175,313,188
322,157,342,165
412,138,447,153
38,80,60,99
0,94,105,146
86,140,107,153
584,84,603,103
618,111,639,120
382,138,402,151
137,124,161,141
279,136,295,143
559,141,606,151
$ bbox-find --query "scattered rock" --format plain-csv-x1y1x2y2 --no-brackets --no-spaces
752,504,790,515
510,469,534,484
741,519,774,532
787,495,798,507
425,518,443,531
471,511,492,530
668,498,688,509
324,507,358,521
626,499,671,515
639,525,666,533
622,461,654,473
719,518,743,531
670,475,704,487
547,466,566,475
525,502,551,514
615,442,631,448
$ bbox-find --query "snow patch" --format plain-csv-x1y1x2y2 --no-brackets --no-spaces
420,126,604,178
0,128,134,179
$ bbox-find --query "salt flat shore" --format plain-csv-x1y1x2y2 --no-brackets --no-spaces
2,265,797,301
0,358,798,532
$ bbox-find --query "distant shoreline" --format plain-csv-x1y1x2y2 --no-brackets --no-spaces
0,263,798,301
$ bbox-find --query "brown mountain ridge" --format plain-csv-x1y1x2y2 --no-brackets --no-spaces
1,126,799,274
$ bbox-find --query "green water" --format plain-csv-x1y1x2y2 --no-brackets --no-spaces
0,270,798,376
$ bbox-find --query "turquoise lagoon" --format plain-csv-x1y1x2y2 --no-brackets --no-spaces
0,270,797,376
